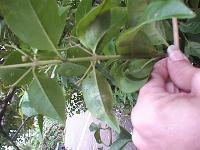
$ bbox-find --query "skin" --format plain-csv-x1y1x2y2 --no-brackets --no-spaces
131,46,200,150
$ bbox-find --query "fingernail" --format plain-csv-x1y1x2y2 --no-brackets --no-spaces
167,45,185,61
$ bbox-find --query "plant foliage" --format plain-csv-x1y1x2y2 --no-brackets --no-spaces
0,0,200,148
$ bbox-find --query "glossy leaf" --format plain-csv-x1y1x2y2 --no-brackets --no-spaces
0,52,32,85
110,127,132,150
142,22,167,45
0,0,65,52
28,74,65,123
126,59,156,79
75,0,92,24
76,0,124,52
82,69,120,133
111,63,148,93
117,0,195,56
140,0,195,23
96,7,127,52
116,31,159,58
20,91,38,117
57,62,86,77
127,0,147,27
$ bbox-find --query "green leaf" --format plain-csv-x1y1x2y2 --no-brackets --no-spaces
0,0,65,53
116,31,159,58
184,41,200,58
142,22,167,46
58,6,69,30
75,0,92,24
111,63,148,93
38,114,43,135
94,130,102,144
82,69,120,133
180,22,200,34
117,0,195,56
126,59,156,79
127,0,147,27
20,91,38,117
57,62,86,77
140,0,195,23
180,11,200,34
96,7,127,52
76,0,125,53
28,74,65,123
110,127,132,150
0,52,32,86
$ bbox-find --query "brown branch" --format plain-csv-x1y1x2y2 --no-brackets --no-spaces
0,87,20,150
0,87,16,121
11,117,31,141
0,126,20,150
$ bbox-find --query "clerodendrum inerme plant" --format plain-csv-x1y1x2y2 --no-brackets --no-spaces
0,0,199,148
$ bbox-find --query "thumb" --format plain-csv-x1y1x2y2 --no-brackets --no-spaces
167,45,200,93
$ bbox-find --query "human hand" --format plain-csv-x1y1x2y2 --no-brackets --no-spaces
131,45,200,150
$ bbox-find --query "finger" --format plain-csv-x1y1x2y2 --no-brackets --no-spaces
167,45,200,95
139,58,168,96
166,80,180,93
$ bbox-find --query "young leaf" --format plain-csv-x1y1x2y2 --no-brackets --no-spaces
28,74,66,123
0,0,65,53
110,127,132,150
75,0,92,24
57,63,86,77
20,91,38,117
82,69,120,133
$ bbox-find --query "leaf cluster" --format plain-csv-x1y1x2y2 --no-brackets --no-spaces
0,0,199,148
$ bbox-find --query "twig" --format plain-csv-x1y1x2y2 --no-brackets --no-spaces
4,44,34,61
9,68,32,88
0,87,19,150
172,18,180,49
0,55,121,69
11,117,31,141
76,63,93,86
0,126,20,150
0,87,16,121
70,41,93,55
